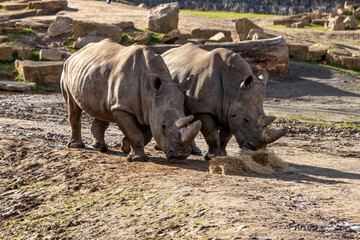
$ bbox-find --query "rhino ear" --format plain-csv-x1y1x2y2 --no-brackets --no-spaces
150,74,164,95
257,70,269,86
240,74,253,91
178,74,195,93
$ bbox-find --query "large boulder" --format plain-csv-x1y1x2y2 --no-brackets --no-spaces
0,44,13,61
191,28,232,42
48,17,72,37
73,36,106,49
28,0,67,10
326,49,360,70
147,2,179,34
309,44,329,61
325,16,346,30
288,43,309,61
235,18,262,41
344,16,358,29
40,49,63,61
72,20,122,43
15,60,64,84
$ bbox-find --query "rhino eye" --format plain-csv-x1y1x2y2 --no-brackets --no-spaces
161,125,166,134
244,118,249,124
230,114,237,118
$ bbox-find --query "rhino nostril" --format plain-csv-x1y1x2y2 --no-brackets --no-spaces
166,150,175,159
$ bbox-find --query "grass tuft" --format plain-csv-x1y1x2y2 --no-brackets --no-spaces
180,10,280,19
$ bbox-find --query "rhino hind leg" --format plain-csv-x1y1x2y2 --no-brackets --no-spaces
219,127,233,156
121,136,131,154
91,118,110,153
196,114,222,160
114,111,149,162
65,92,85,149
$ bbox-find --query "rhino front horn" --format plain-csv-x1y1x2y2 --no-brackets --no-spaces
262,127,288,144
259,115,276,127
180,120,202,145
175,115,194,128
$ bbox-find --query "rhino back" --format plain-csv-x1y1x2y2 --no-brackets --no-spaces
62,39,170,124
162,43,253,124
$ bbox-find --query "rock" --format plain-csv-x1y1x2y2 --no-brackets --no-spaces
0,44,13,61
337,8,352,15
325,16,346,30
1,3,28,11
159,29,180,43
73,36,106,49
147,2,179,34
288,43,309,61
291,21,305,28
55,16,72,24
138,3,150,9
72,20,122,43
39,49,63,61
187,38,208,44
17,47,32,60
0,80,35,92
309,44,329,61
124,31,153,45
344,16,357,29
114,21,134,30
312,19,329,26
247,28,271,40
0,35,8,43
47,19,72,37
344,1,353,10
28,0,67,11
310,9,322,20
15,20,49,30
235,18,262,41
15,60,64,84
191,28,232,42
354,8,360,19
208,32,228,43
326,49,360,70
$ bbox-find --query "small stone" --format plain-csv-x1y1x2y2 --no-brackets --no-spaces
138,3,150,9
0,80,35,92
40,49,63,61
0,44,13,61
208,32,228,43
159,29,180,43
47,19,73,37
124,31,153,45
73,36,106,49
114,21,134,30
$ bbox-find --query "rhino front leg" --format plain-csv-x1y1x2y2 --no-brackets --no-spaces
122,126,152,154
65,93,85,149
91,118,110,153
219,126,232,156
196,113,222,160
114,111,148,162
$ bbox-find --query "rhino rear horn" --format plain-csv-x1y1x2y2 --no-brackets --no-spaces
262,127,288,144
175,115,194,128
259,115,276,127
180,120,202,145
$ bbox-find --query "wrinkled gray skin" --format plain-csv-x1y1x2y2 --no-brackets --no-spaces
60,39,201,162
162,43,287,159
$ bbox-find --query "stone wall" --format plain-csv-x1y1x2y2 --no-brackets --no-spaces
128,0,347,15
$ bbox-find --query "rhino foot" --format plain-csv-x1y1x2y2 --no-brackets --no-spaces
127,154,149,162
93,142,108,153
121,138,131,154
67,140,85,148
191,145,202,155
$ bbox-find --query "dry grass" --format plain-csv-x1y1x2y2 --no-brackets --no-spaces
209,149,291,175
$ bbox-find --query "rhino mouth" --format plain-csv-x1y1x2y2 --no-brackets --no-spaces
166,148,190,162
240,141,262,151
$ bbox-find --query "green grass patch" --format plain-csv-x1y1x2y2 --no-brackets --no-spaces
291,58,360,77
180,10,280,19
63,39,77,53
30,51,40,61
306,23,326,31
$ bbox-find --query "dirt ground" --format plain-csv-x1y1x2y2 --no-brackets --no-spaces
1,1,360,239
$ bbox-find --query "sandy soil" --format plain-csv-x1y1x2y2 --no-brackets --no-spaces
1,1,360,239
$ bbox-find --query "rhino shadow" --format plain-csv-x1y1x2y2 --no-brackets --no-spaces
150,156,360,185
267,61,360,99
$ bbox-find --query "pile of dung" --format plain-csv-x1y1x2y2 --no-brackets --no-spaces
209,149,291,175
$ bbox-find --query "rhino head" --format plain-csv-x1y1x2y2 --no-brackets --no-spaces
227,70,287,150
148,74,202,161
